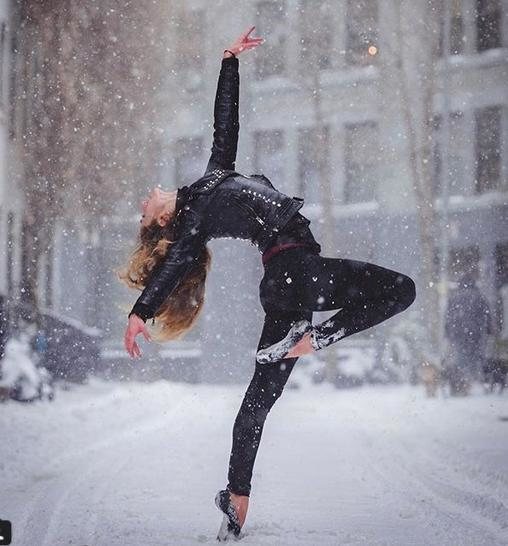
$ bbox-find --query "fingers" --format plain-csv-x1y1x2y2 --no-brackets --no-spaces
125,335,138,359
240,26,263,45
124,329,132,356
132,341,142,358
242,25,255,39
142,327,152,342
124,325,147,359
231,26,264,56
239,38,264,53
246,38,264,46
129,339,141,359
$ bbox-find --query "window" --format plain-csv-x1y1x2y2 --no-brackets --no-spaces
476,0,502,52
495,243,508,335
297,126,329,204
431,115,443,195
299,0,332,70
174,137,204,184
254,130,285,188
44,243,54,308
255,1,286,78
20,38,32,140
344,121,378,203
449,112,469,195
8,30,18,139
475,105,501,193
174,9,205,91
450,4,465,55
345,0,379,66
449,246,480,281
6,212,14,295
438,0,466,57
0,22,6,109
431,111,468,196
436,245,481,283
496,244,508,286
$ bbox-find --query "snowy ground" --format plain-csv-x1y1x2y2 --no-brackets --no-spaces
1,375,507,546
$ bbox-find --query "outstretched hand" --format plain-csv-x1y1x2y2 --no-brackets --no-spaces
226,26,264,57
124,314,152,358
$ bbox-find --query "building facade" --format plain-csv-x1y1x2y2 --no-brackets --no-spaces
155,0,507,379
2,1,507,382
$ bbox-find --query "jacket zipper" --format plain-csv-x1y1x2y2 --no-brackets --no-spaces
233,195,265,226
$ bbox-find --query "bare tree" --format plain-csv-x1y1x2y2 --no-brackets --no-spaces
297,1,339,382
381,0,442,358
10,1,171,311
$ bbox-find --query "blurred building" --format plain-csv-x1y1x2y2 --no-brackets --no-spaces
152,0,507,381
2,1,507,383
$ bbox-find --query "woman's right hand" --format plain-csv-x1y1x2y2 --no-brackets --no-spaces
225,26,264,57
124,314,152,358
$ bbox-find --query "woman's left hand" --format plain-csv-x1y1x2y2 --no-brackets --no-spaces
226,26,264,57
124,314,152,358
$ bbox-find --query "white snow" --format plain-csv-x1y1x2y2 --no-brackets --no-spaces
1,378,507,545
0,337,40,399
0,335,52,402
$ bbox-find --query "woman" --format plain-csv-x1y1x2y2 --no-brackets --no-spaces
121,27,416,540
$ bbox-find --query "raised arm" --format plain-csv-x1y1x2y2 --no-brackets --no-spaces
125,28,263,358
205,27,264,174
204,55,240,173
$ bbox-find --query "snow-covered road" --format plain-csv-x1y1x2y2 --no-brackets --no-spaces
1,378,507,546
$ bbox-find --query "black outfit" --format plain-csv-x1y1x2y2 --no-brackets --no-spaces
129,56,416,497
228,247,415,495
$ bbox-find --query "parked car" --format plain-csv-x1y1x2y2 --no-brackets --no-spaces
8,302,102,383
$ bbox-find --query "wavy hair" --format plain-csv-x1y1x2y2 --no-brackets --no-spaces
118,216,211,342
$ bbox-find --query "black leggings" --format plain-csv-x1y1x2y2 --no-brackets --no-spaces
227,247,416,496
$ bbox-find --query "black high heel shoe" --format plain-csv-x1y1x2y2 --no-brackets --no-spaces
215,489,242,541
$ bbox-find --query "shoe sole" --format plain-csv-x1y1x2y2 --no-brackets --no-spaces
256,319,313,364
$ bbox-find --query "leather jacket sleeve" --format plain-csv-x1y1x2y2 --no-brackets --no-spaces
129,209,206,322
204,56,239,174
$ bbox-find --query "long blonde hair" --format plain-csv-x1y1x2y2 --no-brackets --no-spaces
118,218,211,341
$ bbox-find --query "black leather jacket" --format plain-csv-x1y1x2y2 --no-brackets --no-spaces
130,56,320,322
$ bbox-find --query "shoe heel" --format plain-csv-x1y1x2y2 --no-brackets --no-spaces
215,489,241,540
217,514,230,541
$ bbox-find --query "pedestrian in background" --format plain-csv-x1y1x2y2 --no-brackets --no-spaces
445,272,492,395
